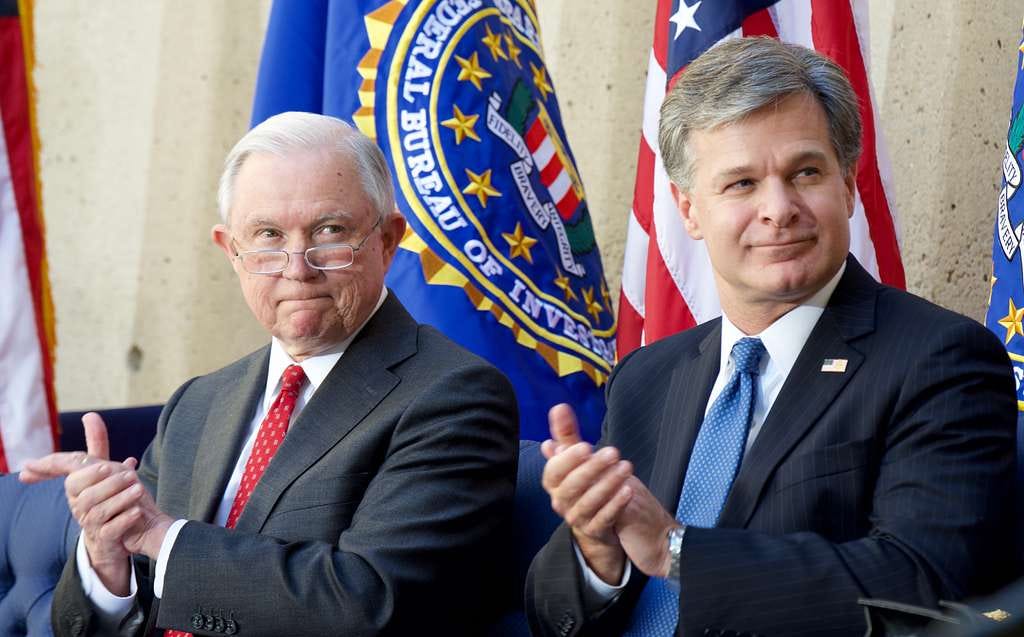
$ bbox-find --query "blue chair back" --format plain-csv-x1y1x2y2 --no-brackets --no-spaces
58,405,162,462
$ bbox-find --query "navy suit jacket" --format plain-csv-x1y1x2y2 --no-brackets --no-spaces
526,257,1018,637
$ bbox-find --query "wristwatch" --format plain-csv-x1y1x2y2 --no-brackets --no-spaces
667,524,686,580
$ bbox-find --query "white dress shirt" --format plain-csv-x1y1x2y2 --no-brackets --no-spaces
579,264,846,605
78,288,388,628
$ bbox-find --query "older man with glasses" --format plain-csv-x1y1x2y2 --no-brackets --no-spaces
22,111,519,637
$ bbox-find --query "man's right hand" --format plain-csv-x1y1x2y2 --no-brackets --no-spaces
541,404,634,584
21,413,146,595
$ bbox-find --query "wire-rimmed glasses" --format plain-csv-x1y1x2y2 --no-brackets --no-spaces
232,215,383,275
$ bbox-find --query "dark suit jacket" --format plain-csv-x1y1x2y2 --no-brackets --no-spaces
53,293,519,637
526,258,1018,637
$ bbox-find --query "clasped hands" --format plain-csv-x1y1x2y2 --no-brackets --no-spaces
541,404,680,585
19,412,174,595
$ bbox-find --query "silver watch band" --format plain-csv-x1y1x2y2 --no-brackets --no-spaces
667,524,686,580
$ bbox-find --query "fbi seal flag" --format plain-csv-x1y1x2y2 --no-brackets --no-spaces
987,16,1024,417
253,0,615,440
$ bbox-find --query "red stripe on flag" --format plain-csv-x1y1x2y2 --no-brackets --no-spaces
616,291,644,358
0,16,59,451
524,118,547,153
555,187,579,220
539,154,562,188
652,0,675,71
667,66,687,92
643,226,696,344
631,138,656,234
742,9,779,37
809,0,905,288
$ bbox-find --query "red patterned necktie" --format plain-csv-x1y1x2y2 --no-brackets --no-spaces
165,364,306,637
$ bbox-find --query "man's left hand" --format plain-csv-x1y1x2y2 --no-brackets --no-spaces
614,476,680,579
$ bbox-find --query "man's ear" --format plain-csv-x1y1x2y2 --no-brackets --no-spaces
380,211,407,266
670,182,703,240
843,169,857,219
211,223,236,262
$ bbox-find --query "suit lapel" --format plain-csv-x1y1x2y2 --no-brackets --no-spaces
648,323,721,510
188,348,269,522
718,258,878,528
234,293,418,533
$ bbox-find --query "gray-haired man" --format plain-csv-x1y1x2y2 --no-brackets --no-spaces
526,37,1017,637
23,112,518,636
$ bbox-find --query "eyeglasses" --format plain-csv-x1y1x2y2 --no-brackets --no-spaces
232,215,383,275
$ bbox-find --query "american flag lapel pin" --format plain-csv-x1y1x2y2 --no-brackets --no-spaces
821,358,848,373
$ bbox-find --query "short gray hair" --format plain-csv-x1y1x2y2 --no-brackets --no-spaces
217,111,397,224
659,37,862,190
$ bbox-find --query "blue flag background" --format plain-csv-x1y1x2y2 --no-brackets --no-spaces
985,18,1024,473
252,0,615,441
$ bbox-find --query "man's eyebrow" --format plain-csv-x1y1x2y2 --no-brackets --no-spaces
311,212,358,225
241,212,358,229
710,150,831,182
712,164,755,181
243,217,281,229
787,149,830,166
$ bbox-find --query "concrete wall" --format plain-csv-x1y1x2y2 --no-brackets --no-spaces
33,1,1021,409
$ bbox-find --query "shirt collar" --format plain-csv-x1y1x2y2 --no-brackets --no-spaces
264,287,388,409
719,262,845,376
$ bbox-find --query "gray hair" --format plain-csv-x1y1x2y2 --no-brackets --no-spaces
217,111,397,224
659,37,862,190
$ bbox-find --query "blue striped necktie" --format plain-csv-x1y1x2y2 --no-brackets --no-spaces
624,337,766,636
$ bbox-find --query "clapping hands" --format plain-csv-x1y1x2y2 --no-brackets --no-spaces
540,404,679,583
20,412,173,594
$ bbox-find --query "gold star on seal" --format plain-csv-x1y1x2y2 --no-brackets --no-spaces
600,280,612,311
504,31,523,68
1019,38,1024,69
582,287,604,323
530,62,553,100
462,168,501,207
455,51,492,91
441,105,481,145
998,298,1024,343
502,222,538,263
554,270,577,302
481,23,507,62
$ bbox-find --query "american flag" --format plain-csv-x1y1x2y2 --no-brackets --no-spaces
0,0,58,472
618,0,904,356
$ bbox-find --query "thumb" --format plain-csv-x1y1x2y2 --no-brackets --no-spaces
82,412,111,461
548,403,582,446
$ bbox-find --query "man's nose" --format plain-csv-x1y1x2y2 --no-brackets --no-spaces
283,248,320,281
759,179,800,227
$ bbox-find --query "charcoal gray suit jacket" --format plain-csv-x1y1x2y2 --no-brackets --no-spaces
53,292,519,636
526,257,1018,637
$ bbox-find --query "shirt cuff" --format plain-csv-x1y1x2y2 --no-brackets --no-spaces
153,519,189,599
76,534,137,629
573,539,631,611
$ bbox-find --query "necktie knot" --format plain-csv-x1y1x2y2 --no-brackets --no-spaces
280,364,306,395
731,337,765,375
